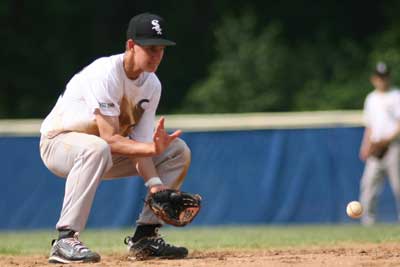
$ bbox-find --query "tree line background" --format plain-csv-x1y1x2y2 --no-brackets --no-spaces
2,0,400,118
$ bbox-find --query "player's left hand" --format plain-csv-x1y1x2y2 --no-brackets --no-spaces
149,184,169,194
152,117,182,156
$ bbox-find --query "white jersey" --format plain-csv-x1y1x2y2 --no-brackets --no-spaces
40,53,161,142
363,88,400,142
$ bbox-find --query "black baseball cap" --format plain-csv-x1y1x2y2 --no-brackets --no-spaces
126,13,176,46
374,61,390,77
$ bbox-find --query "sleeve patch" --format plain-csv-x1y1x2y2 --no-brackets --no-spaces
99,102,115,108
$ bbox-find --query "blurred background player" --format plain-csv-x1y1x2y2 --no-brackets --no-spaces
39,13,191,263
359,62,400,225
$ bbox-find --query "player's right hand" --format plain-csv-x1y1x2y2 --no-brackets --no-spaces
359,145,370,161
152,117,182,155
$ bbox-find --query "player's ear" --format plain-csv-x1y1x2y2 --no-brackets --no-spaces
369,75,376,84
126,39,135,51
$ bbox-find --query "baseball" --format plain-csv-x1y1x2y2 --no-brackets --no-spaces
346,201,363,219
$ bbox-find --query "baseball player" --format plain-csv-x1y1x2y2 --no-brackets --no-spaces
359,62,400,225
39,13,191,263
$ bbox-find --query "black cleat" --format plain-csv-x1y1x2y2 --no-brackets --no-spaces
124,235,188,260
48,233,101,264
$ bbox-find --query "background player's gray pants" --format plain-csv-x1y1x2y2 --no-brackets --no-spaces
359,142,400,225
40,132,191,232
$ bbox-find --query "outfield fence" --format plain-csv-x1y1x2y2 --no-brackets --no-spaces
1,111,398,229
0,110,363,136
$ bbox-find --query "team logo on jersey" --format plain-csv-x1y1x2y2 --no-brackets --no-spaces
99,102,115,108
137,99,150,109
130,99,150,129
119,98,150,136
151,20,162,35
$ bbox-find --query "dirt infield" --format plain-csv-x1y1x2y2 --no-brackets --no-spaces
2,244,400,267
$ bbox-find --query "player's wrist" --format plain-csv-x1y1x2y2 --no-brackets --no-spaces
148,142,160,156
145,177,163,188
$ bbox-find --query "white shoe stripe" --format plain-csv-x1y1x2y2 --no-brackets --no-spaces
48,255,84,264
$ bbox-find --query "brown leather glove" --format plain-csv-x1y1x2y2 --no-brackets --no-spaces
146,189,202,227
369,140,390,159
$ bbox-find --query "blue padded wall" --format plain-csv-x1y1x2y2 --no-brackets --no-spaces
0,127,397,229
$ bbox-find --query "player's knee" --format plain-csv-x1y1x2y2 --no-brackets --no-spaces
172,138,191,165
85,138,112,162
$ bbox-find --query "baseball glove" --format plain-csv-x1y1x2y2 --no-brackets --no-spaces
146,189,202,227
369,141,390,159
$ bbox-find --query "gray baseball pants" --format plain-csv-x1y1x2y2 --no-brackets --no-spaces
39,132,191,232
359,142,400,225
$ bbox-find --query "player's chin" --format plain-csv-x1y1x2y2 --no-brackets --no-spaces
145,63,160,73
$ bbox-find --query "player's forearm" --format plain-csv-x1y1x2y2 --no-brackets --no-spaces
135,157,168,193
387,123,400,143
104,135,156,157
135,157,159,182
361,127,371,149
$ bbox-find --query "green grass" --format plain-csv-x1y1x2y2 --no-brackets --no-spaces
1,224,400,255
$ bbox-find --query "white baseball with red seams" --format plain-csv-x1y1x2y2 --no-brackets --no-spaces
346,201,363,219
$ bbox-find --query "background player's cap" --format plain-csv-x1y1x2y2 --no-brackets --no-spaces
127,13,176,46
374,61,390,77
